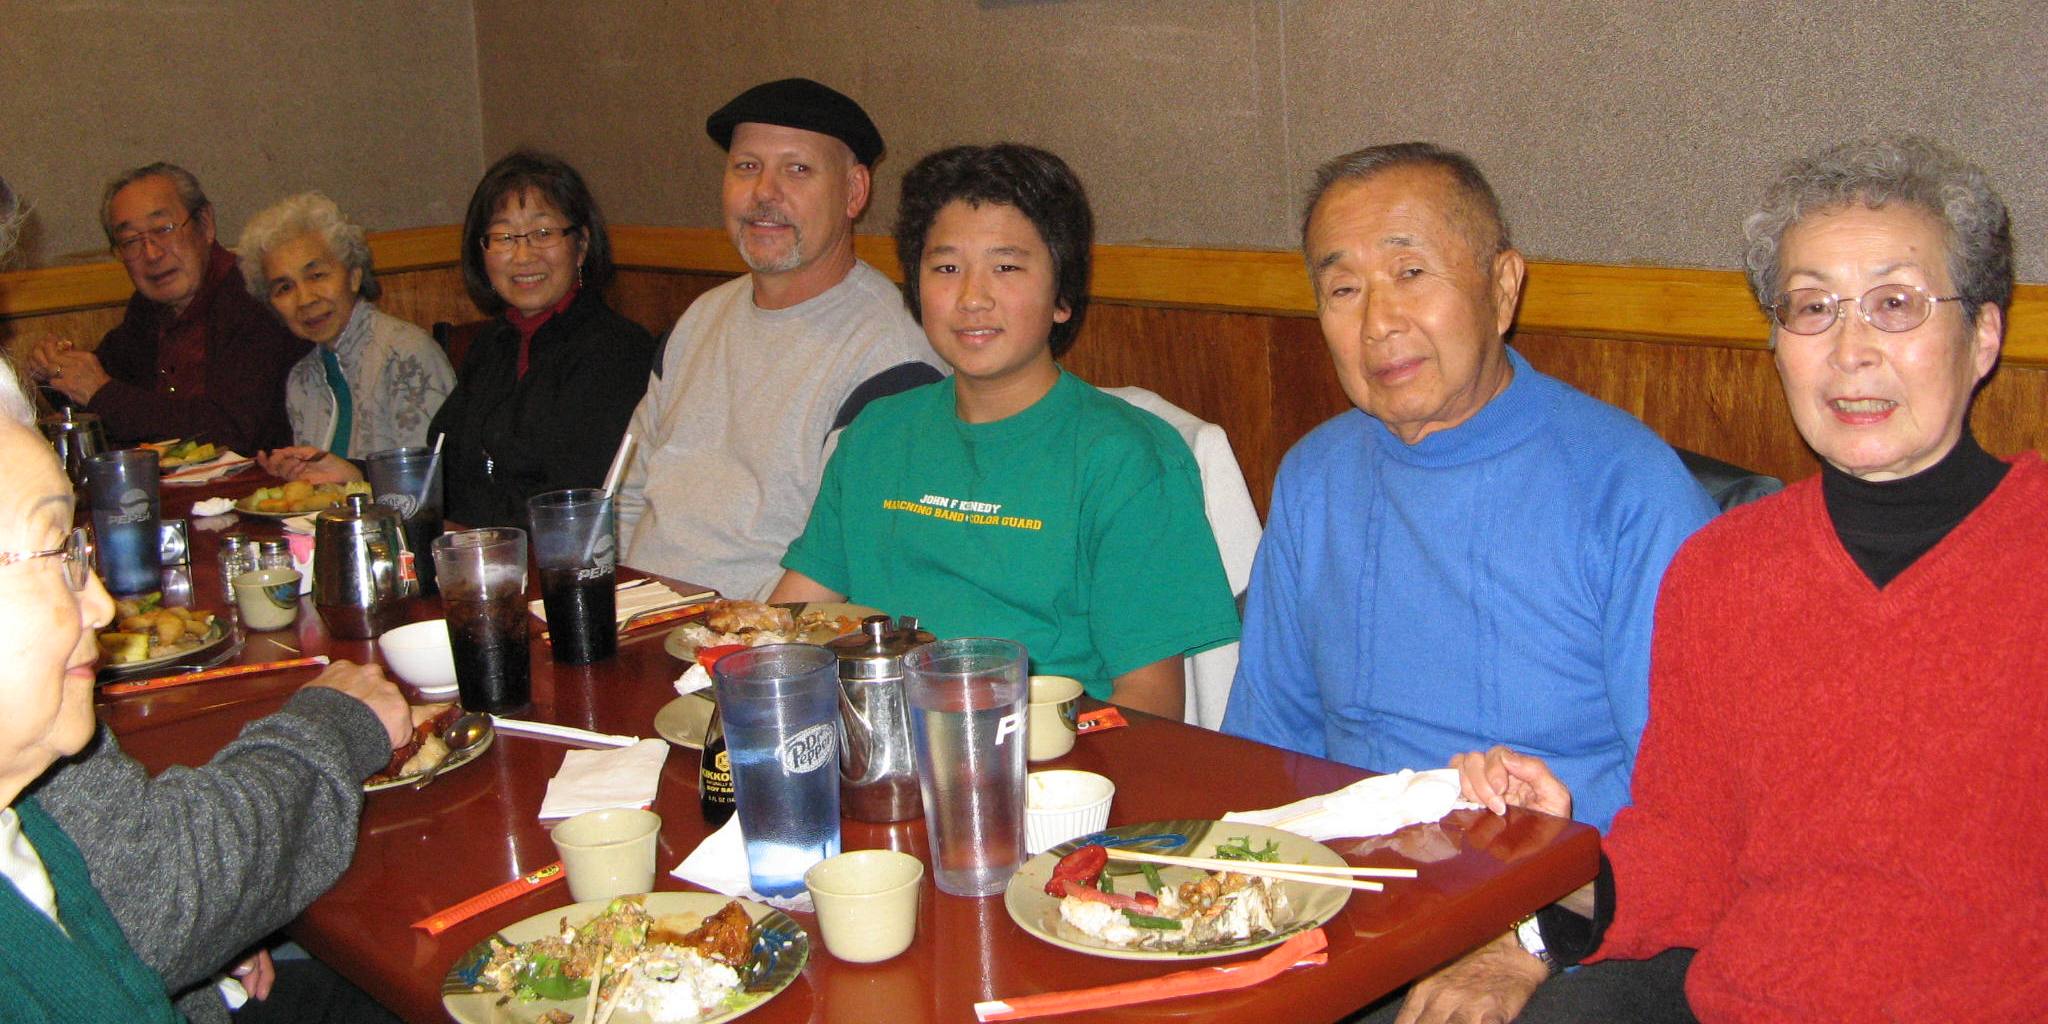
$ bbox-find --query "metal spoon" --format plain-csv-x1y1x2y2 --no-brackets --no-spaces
412,712,492,790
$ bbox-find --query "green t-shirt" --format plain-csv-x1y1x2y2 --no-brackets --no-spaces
784,371,1241,700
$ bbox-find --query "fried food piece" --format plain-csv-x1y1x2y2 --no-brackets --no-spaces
667,900,752,967
368,703,460,783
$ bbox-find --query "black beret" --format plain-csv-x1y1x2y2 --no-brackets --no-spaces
705,78,884,167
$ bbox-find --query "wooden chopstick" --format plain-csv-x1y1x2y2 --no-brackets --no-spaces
1105,848,1415,891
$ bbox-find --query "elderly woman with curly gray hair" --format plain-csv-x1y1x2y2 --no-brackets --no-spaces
1395,136,2048,1024
240,192,454,469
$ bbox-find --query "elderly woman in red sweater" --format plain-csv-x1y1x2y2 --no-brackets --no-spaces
1407,137,2047,1024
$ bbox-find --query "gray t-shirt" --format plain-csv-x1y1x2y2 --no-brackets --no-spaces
618,260,943,599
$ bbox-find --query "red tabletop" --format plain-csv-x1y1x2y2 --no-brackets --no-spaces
100,477,1599,1023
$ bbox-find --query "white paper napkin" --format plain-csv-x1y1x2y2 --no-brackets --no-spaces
190,497,237,518
537,738,669,820
673,663,713,697
669,816,814,913
1222,768,1480,841
528,579,714,628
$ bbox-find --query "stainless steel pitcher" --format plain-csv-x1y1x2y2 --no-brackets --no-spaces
38,408,106,486
312,493,407,639
826,614,934,822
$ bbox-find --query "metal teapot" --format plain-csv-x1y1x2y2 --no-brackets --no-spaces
825,614,934,822
38,408,106,486
312,493,408,639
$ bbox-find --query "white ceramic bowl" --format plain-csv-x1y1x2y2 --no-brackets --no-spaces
377,619,459,694
1025,770,1115,855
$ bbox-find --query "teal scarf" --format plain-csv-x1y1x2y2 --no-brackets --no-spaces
0,799,180,1023
320,346,355,456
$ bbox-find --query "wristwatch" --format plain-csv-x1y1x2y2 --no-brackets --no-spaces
1514,914,1558,975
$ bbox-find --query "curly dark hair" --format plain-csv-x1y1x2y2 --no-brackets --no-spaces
459,149,616,314
894,144,1093,357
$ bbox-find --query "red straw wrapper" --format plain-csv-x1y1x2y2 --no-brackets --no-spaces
974,927,1329,1021
411,861,566,936
1076,707,1128,734
100,655,331,697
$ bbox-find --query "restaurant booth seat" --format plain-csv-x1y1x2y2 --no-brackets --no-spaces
431,319,491,377
1672,445,1783,512
1104,385,1263,731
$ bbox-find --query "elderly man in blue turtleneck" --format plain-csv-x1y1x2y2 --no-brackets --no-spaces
1223,143,1716,835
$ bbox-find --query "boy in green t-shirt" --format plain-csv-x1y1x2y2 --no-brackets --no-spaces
771,144,1238,719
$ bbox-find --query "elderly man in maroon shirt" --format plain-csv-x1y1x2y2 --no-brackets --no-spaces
27,163,306,453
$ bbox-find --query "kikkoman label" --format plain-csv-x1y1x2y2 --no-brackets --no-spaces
780,723,837,774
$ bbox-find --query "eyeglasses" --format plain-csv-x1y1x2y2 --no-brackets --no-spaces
1768,283,1964,336
110,215,193,261
0,527,95,592
478,226,579,253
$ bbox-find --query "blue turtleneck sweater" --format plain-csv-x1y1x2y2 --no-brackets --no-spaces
1223,348,1717,831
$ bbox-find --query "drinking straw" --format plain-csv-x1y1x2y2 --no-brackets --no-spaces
600,432,634,498
416,433,445,510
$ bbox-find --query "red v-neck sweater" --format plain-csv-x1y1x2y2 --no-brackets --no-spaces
1593,452,2048,1023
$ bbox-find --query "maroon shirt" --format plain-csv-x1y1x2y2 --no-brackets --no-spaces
87,243,309,452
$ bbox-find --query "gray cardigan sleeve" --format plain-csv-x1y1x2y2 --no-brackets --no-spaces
30,687,391,993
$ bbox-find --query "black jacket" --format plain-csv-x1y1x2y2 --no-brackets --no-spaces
429,289,656,527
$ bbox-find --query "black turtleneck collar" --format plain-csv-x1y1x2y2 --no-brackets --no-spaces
1821,429,2008,588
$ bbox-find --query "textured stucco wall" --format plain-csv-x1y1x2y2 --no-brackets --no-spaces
475,0,2048,278
2,0,484,267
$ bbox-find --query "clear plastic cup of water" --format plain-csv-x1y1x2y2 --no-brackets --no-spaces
905,637,1029,897
711,643,843,898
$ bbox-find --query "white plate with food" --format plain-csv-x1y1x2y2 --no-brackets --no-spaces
234,480,372,518
364,704,493,792
1003,820,1351,961
661,600,878,664
95,593,231,681
440,892,809,1024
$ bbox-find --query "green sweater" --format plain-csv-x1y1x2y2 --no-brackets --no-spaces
0,799,180,1023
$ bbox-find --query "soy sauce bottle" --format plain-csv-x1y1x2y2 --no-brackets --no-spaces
699,702,736,828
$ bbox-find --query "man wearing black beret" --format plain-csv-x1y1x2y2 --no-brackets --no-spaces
617,78,944,599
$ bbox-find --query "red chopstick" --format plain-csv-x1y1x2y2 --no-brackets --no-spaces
100,656,330,697
412,861,565,936
974,928,1328,1021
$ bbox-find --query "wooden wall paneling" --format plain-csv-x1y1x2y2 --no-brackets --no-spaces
374,266,482,335
1512,332,1821,486
604,269,737,341
1967,365,2048,462
0,306,128,361
1259,316,1357,514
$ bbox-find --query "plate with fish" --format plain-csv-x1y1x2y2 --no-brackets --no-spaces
1003,820,1351,961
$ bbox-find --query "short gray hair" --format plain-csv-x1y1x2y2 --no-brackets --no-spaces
236,191,381,302
0,357,35,428
1742,137,2012,326
100,162,210,241
1300,142,1511,264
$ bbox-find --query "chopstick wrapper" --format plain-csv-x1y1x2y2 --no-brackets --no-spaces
494,718,641,747
1223,768,1478,842
974,927,1329,1021
100,656,330,697
537,738,669,820
670,816,813,913
529,580,712,629
411,862,566,936
162,452,252,486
